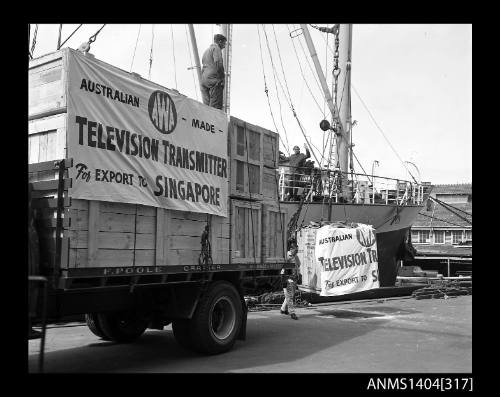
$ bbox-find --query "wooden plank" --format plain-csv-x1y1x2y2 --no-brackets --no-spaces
31,178,71,191
28,113,66,135
69,249,156,268
68,230,156,250
45,129,58,161
163,209,172,264
169,217,207,237
29,133,40,164
170,235,201,250
87,201,100,267
37,131,48,162
56,122,67,159
155,208,164,266
32,196,71,208
28,158,72,173
29,50,63,69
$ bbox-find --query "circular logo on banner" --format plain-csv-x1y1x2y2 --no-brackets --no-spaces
148,90,177,134
356,228,376,248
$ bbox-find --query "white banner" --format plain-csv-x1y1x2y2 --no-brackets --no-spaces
315,223,380,296
66,49,228,217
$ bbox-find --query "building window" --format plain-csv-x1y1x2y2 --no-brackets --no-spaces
411,230,419,243
452,230,463,245
433,230,444,244
418,230,430,244
465,230,472,242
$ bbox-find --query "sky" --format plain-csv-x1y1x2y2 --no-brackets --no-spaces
29,23,472,185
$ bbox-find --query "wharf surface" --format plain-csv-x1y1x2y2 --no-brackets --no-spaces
29,294,471,373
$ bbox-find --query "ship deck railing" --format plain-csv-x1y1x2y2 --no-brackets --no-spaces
277,166,428,206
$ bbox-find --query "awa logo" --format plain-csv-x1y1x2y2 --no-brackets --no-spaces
356,228,376,248
148,90,177,134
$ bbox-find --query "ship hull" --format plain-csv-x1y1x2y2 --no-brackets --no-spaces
280,202,423,287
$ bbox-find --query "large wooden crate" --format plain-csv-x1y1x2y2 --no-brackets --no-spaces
230,200,261,264
228,116,279,199
65,200,230,269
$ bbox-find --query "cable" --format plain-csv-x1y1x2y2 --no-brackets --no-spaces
262,25,321,165
58,24,83,50
256,25,289,155
351,83,414,177
418,213,471,228
129,24,142,72
286,25,325,116
148,24,154,80
171,24,178,90
30,24,38,58
261,25,291,153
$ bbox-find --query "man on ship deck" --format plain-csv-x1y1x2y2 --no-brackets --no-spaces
280,143,311,201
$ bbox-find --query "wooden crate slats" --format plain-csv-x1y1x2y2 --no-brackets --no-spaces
28,158,72,173
28,113,66,135
262,167,278,201
262,203,288,262
231,200,262,264
155,208,165,266
31,178,72,191
69,248,156,268
87,201,100,267
67,230,156,250
31,196,71,209
29,53,65,118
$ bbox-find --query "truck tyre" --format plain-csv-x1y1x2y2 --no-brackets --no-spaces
189,281,243,355
97,310,150,343
85,313,110,340
172,319,194,350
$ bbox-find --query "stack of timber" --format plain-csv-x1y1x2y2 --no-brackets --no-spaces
228,117,288,264
28,49,291,288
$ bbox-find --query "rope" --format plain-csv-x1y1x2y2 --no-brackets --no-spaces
351,150,372,184
148,24,155,80
351,83,414,178
58,24,83,50
171,24,178,90
418,213,471,228
261,25,291,154
184,24,199,101
256,25,289,155
129,24,142,72
262,25,321,166
87,24,106,45
286,25,324,116
30,24,38,59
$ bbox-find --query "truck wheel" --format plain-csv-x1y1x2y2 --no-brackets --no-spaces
190,281,243,355
172,319,194,350
85,313,110,340
97,310,150,343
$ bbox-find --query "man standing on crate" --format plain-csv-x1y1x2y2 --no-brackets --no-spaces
201,34,227,110
280,143,311,201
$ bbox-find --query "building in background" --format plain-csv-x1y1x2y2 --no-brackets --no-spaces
405,183,472,276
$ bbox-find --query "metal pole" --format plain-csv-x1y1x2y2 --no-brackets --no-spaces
187,24,203,99
447,258,451,277
300,25,337,120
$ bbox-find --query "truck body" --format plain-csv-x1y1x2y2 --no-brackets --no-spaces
28,48,294,354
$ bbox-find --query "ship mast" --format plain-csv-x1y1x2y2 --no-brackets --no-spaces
217,24,232,115
301,24,353,201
